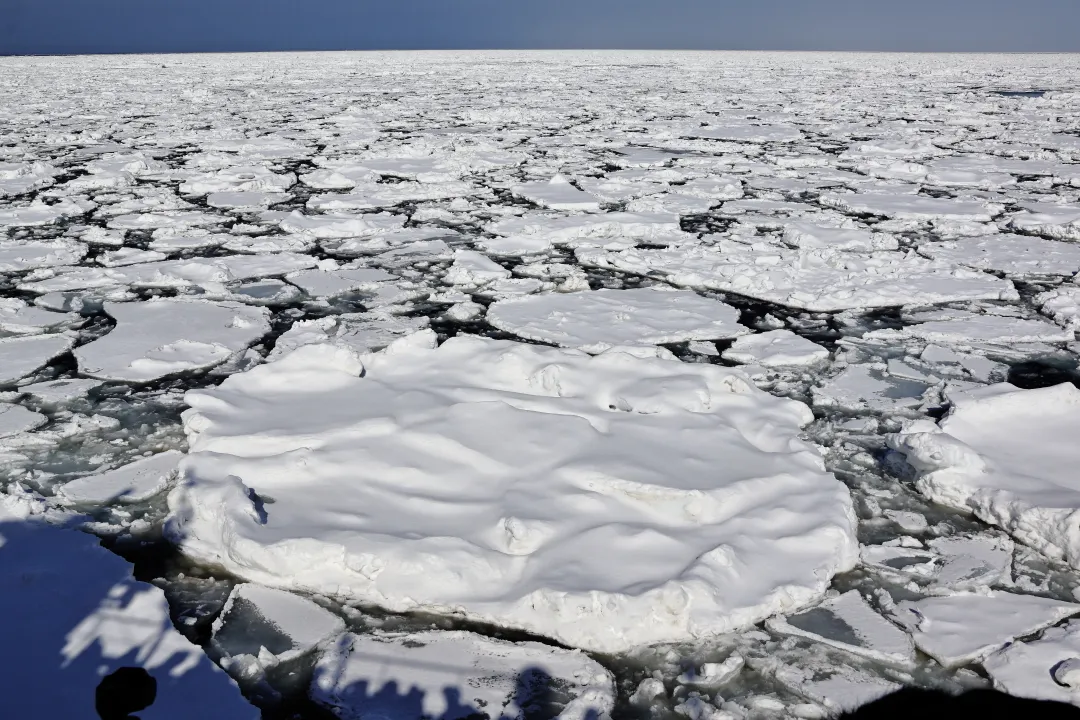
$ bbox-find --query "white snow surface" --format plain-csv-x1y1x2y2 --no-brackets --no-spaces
722,330,829,367
57,450,182,505
984,620,1080,705
75,298,271,382
0,333,75,385
486,288,748,353
898,591,1080,668
311,630,615,720
167,336,858,653
890,383,1080,569
577,243,1017,312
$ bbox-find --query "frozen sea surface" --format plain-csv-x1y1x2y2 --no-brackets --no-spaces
0,50,1079,718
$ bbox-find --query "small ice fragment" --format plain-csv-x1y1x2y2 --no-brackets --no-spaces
56,451,183,505
722,330,828,367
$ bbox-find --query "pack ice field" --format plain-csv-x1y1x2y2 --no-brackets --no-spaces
1,50,1080,719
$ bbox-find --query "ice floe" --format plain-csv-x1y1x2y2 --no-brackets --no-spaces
311,631,615,720
75,299,271,382
487,288,747,353
890,383,1080,569
168,336,857,652
56,450,182,505
722,330,829,367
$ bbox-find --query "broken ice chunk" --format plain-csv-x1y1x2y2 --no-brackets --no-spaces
56,451,182,506
511,175,602,211
812,365,929,413
984,620,1080,705
722,330,828,367
310,631,615,720
212,584,344,692
0,334,75,386
898,591,1080,668
0,403,47,438
889,383,1080,569
767,591,916,668
443,249,510,287
74,299,271,383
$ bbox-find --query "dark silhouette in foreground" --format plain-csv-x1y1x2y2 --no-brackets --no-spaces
95,667,157,720
840,687,1080,719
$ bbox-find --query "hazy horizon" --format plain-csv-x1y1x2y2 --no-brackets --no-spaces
3,0,1079,56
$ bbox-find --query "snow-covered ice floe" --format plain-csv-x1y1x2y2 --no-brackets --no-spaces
577,243,1017,312
311,630,615,720
75,298,271,382
984,620,1080,705
487,287,748,353
889,383,1080,569
167,335,858,653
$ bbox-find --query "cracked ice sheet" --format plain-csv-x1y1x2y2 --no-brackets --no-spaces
311,631,615,720
486,288,748,353
75,298,271,383
890,383,1080,569
576,243,1017,312
166,335,857,653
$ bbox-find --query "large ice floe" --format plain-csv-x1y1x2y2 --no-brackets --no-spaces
167,334,858,652
487,287,748,352
890,383,1080,568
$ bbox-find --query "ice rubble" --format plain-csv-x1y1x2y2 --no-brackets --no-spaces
75,298,271,382
167,336,858,653
487,288,748,353
311,631,615,720
890,383,1080,569
0,499,256,719
211,583,344,688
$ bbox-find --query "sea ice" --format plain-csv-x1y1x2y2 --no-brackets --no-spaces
211,583,344,686
486,288,748,353
722,330,829,367
918,234,1080,278
75,299,271,382
311,630,615,720
863,314,1072,346
889,383,1080,568
284,267,396,297
57,450,183,505
984,620,1080,705
0,239,87,272
767,591,916,668
0,298,80,334
0,334,75,386
0,403,46,438
167,336,857,652
511,175,602,211
576,243,1017,312
897,592,1080,668
820,193,1001,222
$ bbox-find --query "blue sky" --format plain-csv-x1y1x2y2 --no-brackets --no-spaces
2,0,1079,55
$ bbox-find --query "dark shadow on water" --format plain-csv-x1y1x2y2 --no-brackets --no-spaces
840,686,1080,719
